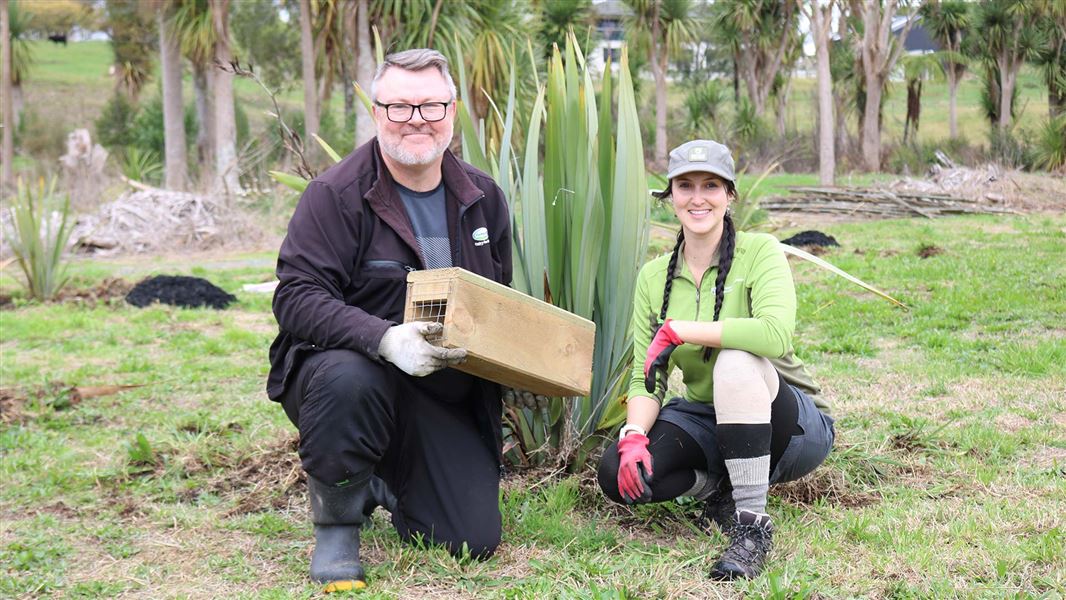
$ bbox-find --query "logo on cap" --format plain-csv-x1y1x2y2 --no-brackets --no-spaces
688,146,708,162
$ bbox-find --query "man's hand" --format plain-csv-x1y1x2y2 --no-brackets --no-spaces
617,433,654,504
502,387,550,410
644,318,683,394
378,322,467,377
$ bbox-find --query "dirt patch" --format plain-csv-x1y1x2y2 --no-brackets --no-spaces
197,435,306,515
773,467,881,509
125,275,237,309
917,243,944,258
1019,445,1066,471
0,387,29,424
56,277,135,306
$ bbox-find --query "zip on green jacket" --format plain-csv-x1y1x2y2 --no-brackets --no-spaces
627,230,829,411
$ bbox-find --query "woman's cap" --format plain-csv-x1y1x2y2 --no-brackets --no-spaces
666,140,735,183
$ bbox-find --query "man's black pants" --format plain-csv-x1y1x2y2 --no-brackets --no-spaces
279,348,501,558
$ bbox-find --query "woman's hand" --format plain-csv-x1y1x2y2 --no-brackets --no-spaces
644,318,684,393
617,433,654,503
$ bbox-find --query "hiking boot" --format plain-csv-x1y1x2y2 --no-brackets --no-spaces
308,475,371,592
709,510,774,580
697,480,736,534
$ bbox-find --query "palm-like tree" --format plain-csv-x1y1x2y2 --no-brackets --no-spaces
105,0,156,103
171,0,216,180
974,0,1042,131
1031,0,1066,119
208,0,240,194
158,1,187,190
624,0,697,168
536,0,595,60
712,0,800,119
465,0,525,128
921,1,970,139
2,0,14,189
4,0,33,131
300,0,319,157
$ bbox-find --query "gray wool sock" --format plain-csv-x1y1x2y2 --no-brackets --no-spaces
682,469,723,499
724,455,770,515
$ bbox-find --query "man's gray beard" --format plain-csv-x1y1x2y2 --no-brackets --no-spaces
380,134,449,166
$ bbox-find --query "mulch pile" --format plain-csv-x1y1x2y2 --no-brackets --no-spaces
780,230,840,248
125,275,236,309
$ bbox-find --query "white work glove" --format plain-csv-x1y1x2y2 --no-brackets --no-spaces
377,321,467,377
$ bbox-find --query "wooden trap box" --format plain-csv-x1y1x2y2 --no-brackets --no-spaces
404,268,595,397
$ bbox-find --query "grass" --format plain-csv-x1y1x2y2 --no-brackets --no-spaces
2,213,1063,598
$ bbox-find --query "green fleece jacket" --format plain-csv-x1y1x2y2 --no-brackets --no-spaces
627,231,829,411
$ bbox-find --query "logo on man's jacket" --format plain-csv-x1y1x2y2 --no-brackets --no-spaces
472,227,490,246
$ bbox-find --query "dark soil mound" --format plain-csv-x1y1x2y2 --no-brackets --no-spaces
781,230,840,248
125,275,236,309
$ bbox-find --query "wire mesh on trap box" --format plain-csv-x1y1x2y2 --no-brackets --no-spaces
404,280,450,343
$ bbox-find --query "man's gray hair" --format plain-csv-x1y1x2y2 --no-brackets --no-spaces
370,48,458,102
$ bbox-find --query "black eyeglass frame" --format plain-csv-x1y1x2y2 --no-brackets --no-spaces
373,100,453,123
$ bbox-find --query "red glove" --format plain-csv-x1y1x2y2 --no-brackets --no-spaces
644,318,684,394
617,433,653,503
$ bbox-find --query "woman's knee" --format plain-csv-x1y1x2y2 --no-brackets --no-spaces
596,444,624,504
713,350,778,420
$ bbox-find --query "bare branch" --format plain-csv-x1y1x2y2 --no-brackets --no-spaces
216,59,317,181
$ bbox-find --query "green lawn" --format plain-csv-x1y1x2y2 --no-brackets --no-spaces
2,213,1063,598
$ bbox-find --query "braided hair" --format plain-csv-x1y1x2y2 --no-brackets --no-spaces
656,181,738,362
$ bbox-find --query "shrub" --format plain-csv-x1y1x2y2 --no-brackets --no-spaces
2,177,74,301
95,93,139,151
130,95,197,159
887,141,939,175
1032,115,1066,172
15,108,67,159
118,147,163,184
986,128,1034,170
682,80,727,139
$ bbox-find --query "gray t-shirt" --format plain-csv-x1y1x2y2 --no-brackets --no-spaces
397,182,452,269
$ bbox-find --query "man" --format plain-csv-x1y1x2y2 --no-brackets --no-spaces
267,48,512,593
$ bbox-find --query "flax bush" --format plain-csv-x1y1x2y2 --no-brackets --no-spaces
3,178,75,301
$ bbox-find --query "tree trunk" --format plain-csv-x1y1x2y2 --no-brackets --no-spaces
300,0,319,161
732,55,740,103
159,9,187,191
210,0,241,194
193,62,215,182
1,0,12,190
340,1,354,128
1051,88,1065,120
947,67,958,139
997,54,1018,130
776,75,791,137
813,3,834,185
651,3,667,169
861,72,882,171
354,0,375,148
11,84,20,130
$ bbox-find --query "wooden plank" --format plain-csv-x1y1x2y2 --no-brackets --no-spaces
405,268,595,397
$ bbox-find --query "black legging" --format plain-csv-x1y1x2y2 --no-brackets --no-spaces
598,375,801,504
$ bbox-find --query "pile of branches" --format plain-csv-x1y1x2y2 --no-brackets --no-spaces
72,182,262,255
761,186,1020,219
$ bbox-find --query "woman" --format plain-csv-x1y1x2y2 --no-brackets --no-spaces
597,140,835,580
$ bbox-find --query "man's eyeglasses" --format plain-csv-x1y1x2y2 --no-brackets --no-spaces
374,101,451,123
